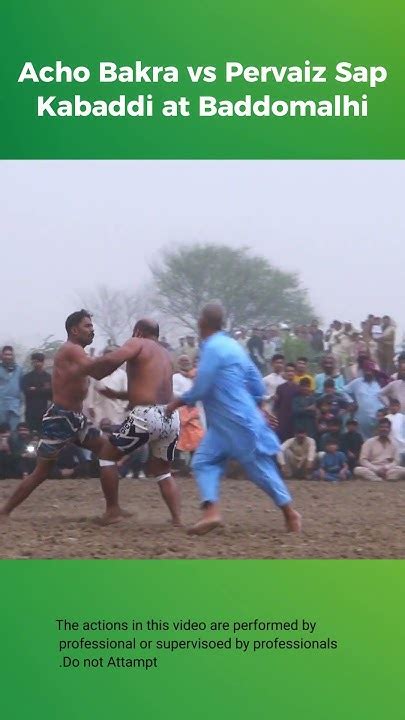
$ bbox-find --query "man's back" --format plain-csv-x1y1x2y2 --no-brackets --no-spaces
196,332,264,426
127,338,173,406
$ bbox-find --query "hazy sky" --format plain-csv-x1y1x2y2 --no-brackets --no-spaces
1,160,404,347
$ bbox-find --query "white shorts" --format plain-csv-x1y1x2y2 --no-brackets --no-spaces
110,405,180,462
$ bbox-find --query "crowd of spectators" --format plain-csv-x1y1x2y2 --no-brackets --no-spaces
0,313,403,483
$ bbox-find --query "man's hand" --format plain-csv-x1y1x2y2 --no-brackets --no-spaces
262,408,279,430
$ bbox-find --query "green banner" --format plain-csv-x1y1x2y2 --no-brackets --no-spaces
1,0,404,158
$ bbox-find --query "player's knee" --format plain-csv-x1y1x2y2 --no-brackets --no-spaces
99,459,116,467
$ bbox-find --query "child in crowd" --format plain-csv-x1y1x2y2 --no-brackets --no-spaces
316,399,335,448
319,378,348,418
314,439,349,482
319,417,342,452
341,419,363,472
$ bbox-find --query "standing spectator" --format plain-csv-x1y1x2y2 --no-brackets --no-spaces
315,354,346,395
354,418,405,481
21,352,52,431
377,316,396,374
318,378,348,419
309,320,324,359
341,419,363,472
263,330,276,373
292,378,317,438
235,328,249,351
274,363,299,442
391,353,405,381
379,376,405,413
344,361,385,438
173,355,205,474
293,357,315,391
183,335,198,364
0,422,13,479
327,320,345,368
247,327,266,375
278,430,316,479
385,399,405,463
0,346,23,431
263,354,286,408
315,439,349,482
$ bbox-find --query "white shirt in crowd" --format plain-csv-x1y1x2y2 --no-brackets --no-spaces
263,372,286,405
386,412,405,453
89,367,128,427
172,372,206,430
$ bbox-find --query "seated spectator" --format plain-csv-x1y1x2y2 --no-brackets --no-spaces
354,418,405,481
318,378,348,418
294,357,315,391
10,422,37,478
341,419,363,472
314,439,349,482
386,399,405,464
278,429,316,479
319,417,342,452
0,422,13,479
292,378,317,438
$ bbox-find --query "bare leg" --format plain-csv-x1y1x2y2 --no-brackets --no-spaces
91,437,132,524
98,464,132,524
281,503,302,532
157,476,181,526
0,457,54,518
188,501,223,536
148,456,181,526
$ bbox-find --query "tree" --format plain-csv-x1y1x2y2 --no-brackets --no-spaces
78,284,172,344
23,335,64,370
150,243,316,331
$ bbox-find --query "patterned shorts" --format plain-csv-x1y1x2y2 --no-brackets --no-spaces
37,404,100,459
110,405,180,462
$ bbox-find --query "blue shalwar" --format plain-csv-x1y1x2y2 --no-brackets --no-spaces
180,332,291,507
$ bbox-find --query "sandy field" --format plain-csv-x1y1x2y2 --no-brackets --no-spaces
0,475,404,559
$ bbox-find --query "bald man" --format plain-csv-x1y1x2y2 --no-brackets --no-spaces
166,303,301,535
93,319,181,525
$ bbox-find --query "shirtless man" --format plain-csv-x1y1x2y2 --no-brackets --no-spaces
95,319,181,525
0,309,128,523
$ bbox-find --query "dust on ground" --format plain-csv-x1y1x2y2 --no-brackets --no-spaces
0,476,404,559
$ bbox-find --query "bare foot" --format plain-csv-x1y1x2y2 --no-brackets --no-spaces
187,517,223,536
96,507,133,526
285,510,302,533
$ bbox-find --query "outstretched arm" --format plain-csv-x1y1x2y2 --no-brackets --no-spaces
70,339,142,380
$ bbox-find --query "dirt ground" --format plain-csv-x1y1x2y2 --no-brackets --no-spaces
0,475,404,559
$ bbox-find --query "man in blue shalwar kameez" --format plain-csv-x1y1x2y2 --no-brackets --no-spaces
166,303,301,536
